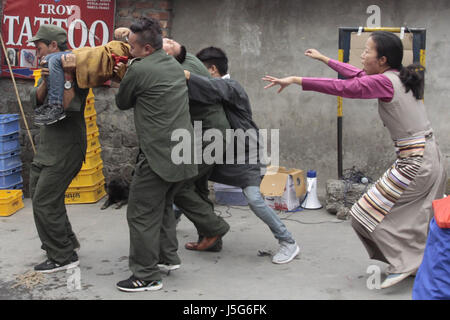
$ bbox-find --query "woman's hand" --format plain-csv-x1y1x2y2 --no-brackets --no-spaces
305,49,330,64
184,70,190,80
262,75,301,93
305,49,322,60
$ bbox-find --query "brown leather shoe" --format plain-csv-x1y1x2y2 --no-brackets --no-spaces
185,238,223,252
196,235,221,251
185,241,199,250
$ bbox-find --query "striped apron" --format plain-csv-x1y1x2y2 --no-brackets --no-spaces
350,134,429,232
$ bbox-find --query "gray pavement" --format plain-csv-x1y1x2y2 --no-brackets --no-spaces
0,197,414,300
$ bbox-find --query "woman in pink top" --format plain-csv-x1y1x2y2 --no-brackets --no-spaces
263,32,447,289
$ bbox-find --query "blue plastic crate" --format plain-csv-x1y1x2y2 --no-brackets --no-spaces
0,167,22,188
0,165,21,176
0,114,20,136
0,149,21,171
0,181,23,191
0,132,20,154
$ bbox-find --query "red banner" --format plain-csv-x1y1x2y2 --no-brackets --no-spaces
1,0,116,79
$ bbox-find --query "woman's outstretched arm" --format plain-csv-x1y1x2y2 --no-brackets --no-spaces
262,73,393,100
305,48,365,79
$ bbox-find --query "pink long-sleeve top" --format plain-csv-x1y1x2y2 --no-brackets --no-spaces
301,59,395,102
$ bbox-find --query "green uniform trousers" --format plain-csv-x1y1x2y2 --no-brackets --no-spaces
29,144,83,264
127,153,184,281
174,162,230,238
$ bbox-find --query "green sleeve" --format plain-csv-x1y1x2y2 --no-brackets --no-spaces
115,65,138,110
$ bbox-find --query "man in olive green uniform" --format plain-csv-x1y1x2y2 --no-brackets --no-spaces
173,52,231,251
114,18,197,292
29,25,89,273
112,33,231,259
162,39,231,255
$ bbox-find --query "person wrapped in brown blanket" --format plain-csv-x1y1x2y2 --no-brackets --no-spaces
73,40,131,88
34,40,131,125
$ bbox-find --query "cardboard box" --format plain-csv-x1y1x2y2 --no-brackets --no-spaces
260,166,306,211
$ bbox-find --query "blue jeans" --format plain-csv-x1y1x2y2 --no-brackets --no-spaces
43,51,69,106
242,186,295,243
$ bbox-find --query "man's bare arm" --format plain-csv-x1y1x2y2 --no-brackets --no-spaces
61,54,76,109
35,80,47,105
35,64,49,105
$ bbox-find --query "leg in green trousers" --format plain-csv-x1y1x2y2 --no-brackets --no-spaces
173,163,230,238
29,145,83,264
127,155,182,282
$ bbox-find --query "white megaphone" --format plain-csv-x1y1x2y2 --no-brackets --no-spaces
301,170,322,209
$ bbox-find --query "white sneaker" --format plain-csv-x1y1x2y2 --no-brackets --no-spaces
157,263,181,272
380,271,413,289
272,241,300,264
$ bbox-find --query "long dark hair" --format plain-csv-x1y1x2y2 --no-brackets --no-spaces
370,31,425,99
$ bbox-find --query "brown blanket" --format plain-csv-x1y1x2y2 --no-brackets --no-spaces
73,41,131,88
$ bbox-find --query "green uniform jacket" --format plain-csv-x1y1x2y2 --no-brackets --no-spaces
182,53,230,144
116,49,197,183
30,78,89,166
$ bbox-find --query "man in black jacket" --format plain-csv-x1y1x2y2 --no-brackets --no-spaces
184,47,300,264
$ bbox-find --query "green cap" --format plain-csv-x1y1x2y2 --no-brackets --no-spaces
28,24,67,45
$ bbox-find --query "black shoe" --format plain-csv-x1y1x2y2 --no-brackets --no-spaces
116,275,163,292
34,252,79,273
34,104,51,126
35,104,66,125
34,104,50,116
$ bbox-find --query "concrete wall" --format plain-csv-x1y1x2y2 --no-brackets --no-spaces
171,0,450,190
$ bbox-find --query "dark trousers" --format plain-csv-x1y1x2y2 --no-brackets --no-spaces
174,163,230,238
29,145,83,264
127,154,183,281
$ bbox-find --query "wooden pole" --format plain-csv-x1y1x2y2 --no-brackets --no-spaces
0,33,36,154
